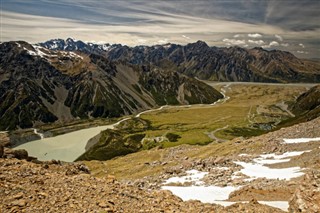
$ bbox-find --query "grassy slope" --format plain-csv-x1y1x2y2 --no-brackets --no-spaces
83,83,310,172
138,84,307,147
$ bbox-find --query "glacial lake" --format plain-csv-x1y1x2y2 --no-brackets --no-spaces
14,123,120,162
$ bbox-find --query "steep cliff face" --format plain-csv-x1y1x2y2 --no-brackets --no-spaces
0,41,222,130
39,39,320,83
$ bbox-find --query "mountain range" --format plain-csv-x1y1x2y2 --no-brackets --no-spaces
0,41,222,130
40,38,320,83
1,38,320,130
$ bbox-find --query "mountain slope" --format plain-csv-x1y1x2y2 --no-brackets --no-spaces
276,85,320,128
0,41,222,130
40,39,320,83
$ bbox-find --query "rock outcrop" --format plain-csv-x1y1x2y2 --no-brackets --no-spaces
289,170,320,212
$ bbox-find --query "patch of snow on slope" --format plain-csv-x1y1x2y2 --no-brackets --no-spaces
259,201,289,212
69,52,83,59
164,170,208,185
162,185,237,203
233,161,304,180
283,137,320,144
254,151,310,164
23,47,37,56
234,150,309,180
32,45,49,57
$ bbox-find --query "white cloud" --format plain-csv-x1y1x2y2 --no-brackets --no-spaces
262,41,280,48
270,41,280,46
137,39,147,43
248,39,265,45
281,43,289,47
299,43,305,48
156,38,169,44
222,38,246,46
233,34,241,38
182,35,191,40
297,50,309,54
248,33,262,38
275,34,283,41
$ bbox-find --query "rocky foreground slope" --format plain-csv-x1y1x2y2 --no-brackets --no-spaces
1,118,319,212
1,156,288,212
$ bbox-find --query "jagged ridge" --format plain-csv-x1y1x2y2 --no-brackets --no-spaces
39,38,320,83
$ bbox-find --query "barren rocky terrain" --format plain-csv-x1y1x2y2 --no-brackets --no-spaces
1,158,287,213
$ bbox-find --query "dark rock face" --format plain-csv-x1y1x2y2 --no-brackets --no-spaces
0,145,4,158
0,41,223,130
292,85,320,114
291,85,320,121
277,85,320,129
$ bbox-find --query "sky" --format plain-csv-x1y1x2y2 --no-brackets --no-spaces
1,0,320,58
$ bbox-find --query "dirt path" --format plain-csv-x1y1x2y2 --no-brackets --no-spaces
205,125,229,142
276,101,295,117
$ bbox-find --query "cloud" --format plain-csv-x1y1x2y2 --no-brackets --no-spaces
222,38,246,46
248,33,262,38
248,39,265,45
275,34,283,41
1,0,319,58
182,35,191,40
281,43,289,47
156,39,169,44
270,41,280,46
262,41,280,48
299,43,305,48
137,39,147,43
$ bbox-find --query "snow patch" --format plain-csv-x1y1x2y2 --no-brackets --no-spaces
162,185,237,203
69,52,83,59
283,137,320,144
164,170,208,185
254,151,310,164
239,153,249,157
259,201,289,212
23,47,37,56
234,161,304,180
100,44,111,51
